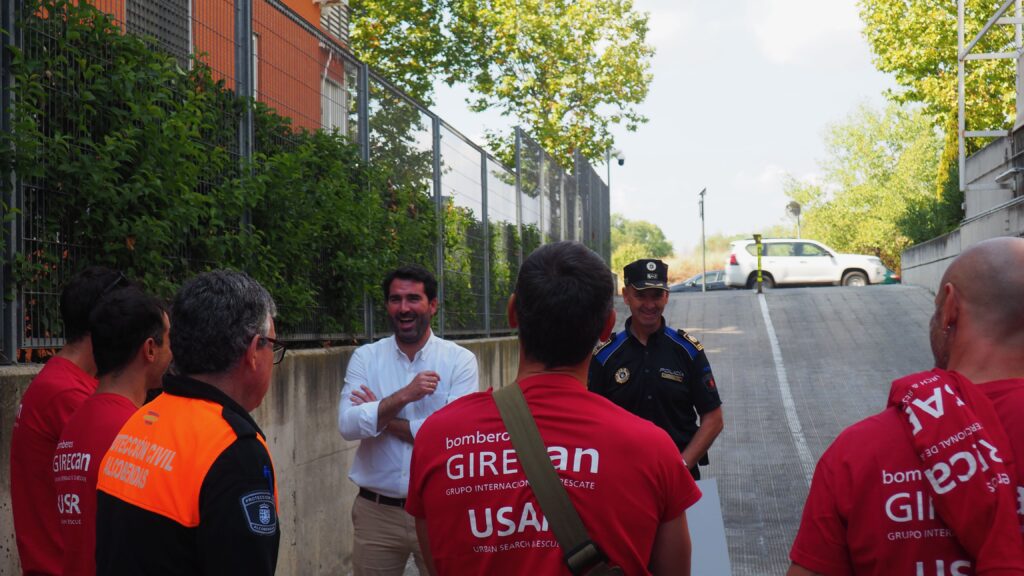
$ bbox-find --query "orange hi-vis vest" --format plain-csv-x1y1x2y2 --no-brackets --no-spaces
97,392,278,528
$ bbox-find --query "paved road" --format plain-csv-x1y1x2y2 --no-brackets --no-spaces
655,284,935,575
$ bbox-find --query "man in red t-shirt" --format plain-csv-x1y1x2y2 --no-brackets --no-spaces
788,237,1024,576
11,266,127,574
54,287,171,576
408,241,701,576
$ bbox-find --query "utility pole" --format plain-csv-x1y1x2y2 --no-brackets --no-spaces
699,188,707,293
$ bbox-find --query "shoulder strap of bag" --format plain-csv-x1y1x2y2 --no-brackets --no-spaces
492,382,609,575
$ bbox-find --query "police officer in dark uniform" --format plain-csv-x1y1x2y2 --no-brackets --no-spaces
588,258,724,479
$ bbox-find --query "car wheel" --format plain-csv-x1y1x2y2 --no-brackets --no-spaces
842,271,868,287
747,272,773,290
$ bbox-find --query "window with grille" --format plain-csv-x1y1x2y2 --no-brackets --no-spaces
320,3,349,44
322,78,347,133
125,0,191,67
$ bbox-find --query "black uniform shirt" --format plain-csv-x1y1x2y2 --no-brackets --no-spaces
588,318,722,453
96,374,280,575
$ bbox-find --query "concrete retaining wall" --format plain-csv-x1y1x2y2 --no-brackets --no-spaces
900,229,961,293
900,202,1024,293
0,337,519,575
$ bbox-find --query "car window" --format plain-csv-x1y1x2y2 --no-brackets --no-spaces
797,243,828,256
709,271,722,282
765,243,794,257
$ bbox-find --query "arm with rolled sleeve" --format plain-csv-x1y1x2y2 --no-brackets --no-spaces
407,347,478,439
338,347,382,441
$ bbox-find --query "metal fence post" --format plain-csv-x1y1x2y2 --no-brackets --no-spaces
598,163,606,262
539,145,546,243
480,150,490,336
235,0,253,228
560,165,567,241
514,127,523,269
1,0,23,363
358,63,373,339
432,115,445,337
358,62,370,163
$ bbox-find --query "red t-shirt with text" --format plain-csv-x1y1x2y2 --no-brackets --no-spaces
790,379,1024,576
11,357,97,574
55,393,138,576
407,374,700,575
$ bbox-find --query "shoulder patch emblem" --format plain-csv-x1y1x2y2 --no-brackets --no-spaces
703,373,717,389
593,332,614,354
614,367,630,384
241,491,278,535
680,330,704,351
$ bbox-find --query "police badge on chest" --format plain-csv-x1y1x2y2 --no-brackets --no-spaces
614,367,630,384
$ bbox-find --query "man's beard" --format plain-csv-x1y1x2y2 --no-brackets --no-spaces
389,311,430,344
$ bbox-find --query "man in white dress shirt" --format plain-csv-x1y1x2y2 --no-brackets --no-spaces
339,265,479,575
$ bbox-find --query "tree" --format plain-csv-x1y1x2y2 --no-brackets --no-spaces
860,0,1016,138
347,0,455,102
783,103,943,270
610,213,673,258
859,0,1015,225
611,242,648,279
348,0,654,166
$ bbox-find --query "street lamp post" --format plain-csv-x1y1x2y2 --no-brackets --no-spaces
699,187,707,293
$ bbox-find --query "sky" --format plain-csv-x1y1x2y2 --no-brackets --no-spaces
430,0,897,255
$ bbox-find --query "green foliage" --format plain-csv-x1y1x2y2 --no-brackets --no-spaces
0,0,435,338
442,199,485,332
783,103,944,270
610,213,673,258
488,221,520,330
349,0,654,167
860,0,1011,222
521,223,543,261
610,242,648,278
348,0,455,103
860,0,1015,137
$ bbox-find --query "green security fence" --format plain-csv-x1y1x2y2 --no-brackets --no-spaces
0,0,610,362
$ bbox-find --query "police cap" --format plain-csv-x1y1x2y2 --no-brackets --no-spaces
623,259,668,291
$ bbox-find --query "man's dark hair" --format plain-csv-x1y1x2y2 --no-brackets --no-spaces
382,265,438,301
169,270,277,376
60,266,130,344
89,287,167,378
514,241,614,368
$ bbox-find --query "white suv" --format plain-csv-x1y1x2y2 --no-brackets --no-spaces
723,238,888,289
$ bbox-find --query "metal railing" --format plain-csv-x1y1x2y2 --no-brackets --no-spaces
0,0,611,361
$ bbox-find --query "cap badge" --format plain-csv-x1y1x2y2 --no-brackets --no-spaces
614,367,630,384
646,262,657,271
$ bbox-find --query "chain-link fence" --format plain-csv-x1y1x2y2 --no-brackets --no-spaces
0,0,611,362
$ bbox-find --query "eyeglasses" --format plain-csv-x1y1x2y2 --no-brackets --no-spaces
259,335,287,365
102,272,131,295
